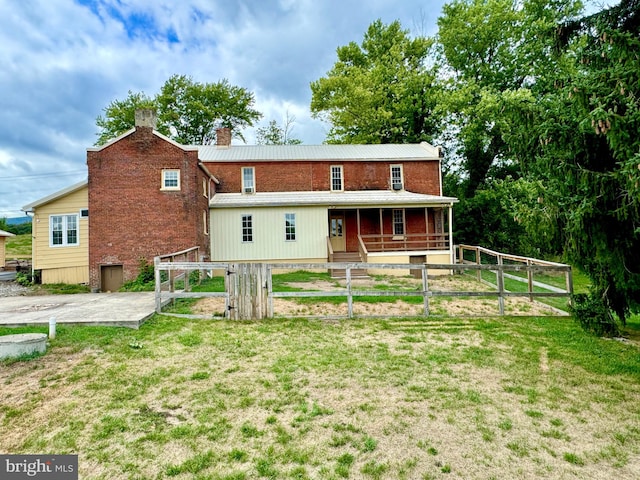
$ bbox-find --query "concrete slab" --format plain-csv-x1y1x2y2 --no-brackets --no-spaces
0,292,156,329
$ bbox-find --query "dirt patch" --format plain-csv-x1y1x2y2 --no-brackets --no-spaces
190,275,563,317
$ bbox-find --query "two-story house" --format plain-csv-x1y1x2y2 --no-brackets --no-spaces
23,110,457,291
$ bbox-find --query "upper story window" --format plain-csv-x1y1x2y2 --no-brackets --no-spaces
390,165,404,190
162,169,180,190
242,214,253,242
242,167,255,194
285,213,296,241
331,165,343,192
50,214,79,247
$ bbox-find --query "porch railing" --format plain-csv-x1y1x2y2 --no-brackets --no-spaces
359,233,450,253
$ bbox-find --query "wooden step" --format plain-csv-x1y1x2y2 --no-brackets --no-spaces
331,252,367,278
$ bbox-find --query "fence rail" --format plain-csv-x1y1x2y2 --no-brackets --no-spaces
154,257,573,320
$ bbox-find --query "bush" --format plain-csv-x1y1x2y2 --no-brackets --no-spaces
571,292,620,337
120,258,155,292
15,271,33,286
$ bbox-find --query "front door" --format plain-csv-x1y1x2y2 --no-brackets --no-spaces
329,212,346,252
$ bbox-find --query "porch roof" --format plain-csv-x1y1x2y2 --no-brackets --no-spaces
210,190,458,208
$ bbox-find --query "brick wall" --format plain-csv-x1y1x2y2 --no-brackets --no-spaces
87,126,210,289
207,160,442,195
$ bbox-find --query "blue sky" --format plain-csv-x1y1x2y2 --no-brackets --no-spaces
0,0,448,217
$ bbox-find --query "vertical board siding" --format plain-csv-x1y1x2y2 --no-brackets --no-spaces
211,206,328,261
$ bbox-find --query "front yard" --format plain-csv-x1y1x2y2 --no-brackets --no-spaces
1,313,639,479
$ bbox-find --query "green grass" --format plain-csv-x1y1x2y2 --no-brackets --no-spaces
5,233,31,259
1,313,639,479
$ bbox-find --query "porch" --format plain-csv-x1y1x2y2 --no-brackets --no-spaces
327,205,455,269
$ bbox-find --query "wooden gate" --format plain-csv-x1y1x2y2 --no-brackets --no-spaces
225,263,269,320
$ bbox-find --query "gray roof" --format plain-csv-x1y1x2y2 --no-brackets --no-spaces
198,142,441,162
210,190,457,208
0,229,15,237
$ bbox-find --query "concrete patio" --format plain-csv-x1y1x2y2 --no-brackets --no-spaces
0,292,156,329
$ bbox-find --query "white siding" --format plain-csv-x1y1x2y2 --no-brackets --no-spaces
211,206,328,261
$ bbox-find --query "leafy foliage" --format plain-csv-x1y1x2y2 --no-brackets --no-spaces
255,114,302,145
311,20,440,144
120,259,155,292
96,75,261,145
571,293,620,337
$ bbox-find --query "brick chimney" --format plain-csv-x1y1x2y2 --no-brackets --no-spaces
216,127,231,147
135,109,157,129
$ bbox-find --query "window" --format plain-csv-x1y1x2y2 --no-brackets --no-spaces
331,165,343,191
162,169,180,190
393,209,405,236
285,213,296,241
80,209,89,218
242,214,253,242
242,167,255,193
203,178,208,198
390,165,403,190
203,211,209,236
50,214,79,247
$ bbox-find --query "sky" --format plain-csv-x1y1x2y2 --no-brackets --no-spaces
0,0,448,218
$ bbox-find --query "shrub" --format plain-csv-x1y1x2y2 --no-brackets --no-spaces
571,292,620,337
120,258,155,292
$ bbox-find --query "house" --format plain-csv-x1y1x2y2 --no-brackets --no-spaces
23,110,457,290
0,229,15,268
21,182,88,283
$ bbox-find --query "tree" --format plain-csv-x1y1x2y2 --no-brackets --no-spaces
95,75,262,145
310,19,440,144
512,0,640,324
255,112,302,145
436,0,582,195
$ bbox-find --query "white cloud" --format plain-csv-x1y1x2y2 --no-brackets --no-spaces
0,0,446,216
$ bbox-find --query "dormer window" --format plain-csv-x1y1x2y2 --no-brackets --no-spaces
242,167,255,194
330,165,343,192
390,165,403,191
162,169,180,190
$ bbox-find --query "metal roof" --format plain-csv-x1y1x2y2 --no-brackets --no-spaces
210,190,457,208
0,229,15,237
198,142,441,162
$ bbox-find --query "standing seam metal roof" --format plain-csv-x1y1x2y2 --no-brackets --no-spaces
197,143,440,162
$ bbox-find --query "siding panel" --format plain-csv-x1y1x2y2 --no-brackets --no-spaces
211,206,328,261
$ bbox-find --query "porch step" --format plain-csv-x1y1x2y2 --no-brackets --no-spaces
331,252,368,279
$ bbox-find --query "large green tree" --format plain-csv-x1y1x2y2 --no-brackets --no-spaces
436,0,582,195
95,75,262,145
505,0,640,323
255,113,302,145
310,19,440,144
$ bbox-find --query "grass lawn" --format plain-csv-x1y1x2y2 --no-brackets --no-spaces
1,314,639,479
5,233,31,259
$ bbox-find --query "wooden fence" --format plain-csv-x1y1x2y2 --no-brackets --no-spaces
154,256,573,320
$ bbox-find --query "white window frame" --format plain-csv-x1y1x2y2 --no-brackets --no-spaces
330,165,343,192
203,210,209,236
161,169,180,190
242,167,255,194
392,209,405,237
285,213,296,241
390,164,404,190
241,214,253,242
50,214,79,247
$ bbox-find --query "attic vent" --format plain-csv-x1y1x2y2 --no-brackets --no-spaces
80,209,89,218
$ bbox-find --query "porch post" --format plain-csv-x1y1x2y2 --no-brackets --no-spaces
425,207,429,250
448,204,454,263
379,208,384,250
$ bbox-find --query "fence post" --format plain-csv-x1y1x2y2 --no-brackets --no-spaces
566,266,574,309
497,256,505,315
422,265,429,316
154,256,162,314
476,246,482,282
347,265,353,318
527,259,534,302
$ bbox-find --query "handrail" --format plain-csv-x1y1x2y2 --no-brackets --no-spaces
326,236,334,263
360,233,450,252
